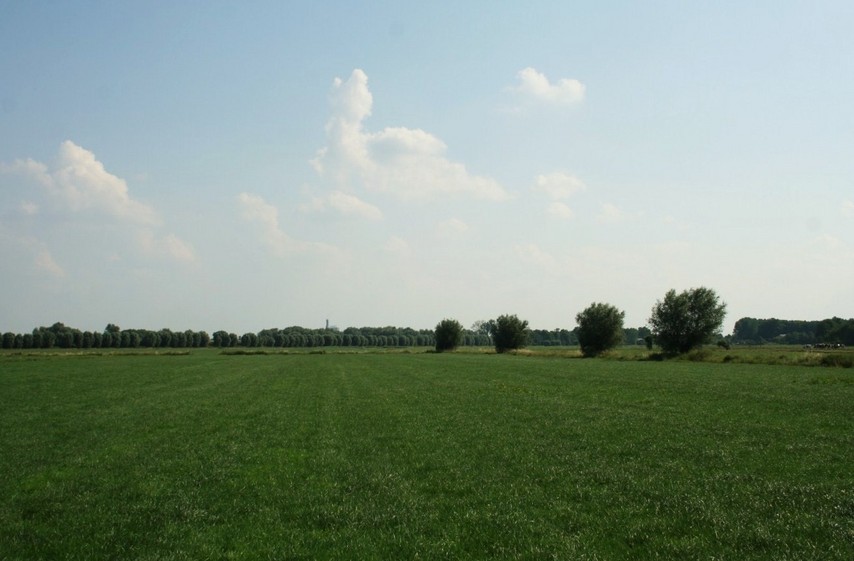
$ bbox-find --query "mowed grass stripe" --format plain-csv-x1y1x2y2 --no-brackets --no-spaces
0,351,851,560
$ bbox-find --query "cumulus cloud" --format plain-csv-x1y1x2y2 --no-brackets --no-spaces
843,200,854,218
300,190,382,221
547,201,575,220
597,203,627,224
533,172,586,200
810,233,845,251
39,141,159,224
1,141,194,263
137,230,196,263
513,67,585,105
19,201,39,215
513,243,560,273
0,231,66,279
436,218,470,237
33,246,65,278
238,193,290,253
239,193,337,256
311,69,508,202
0,158,52,187
55,141,158,224
384,235,412,256
532,172,585,220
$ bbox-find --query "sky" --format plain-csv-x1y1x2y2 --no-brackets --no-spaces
1,1,853,335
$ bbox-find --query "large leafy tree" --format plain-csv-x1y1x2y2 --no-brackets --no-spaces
434,318,463,352
649,287,727,354
493,314,529,353
576,302,625,357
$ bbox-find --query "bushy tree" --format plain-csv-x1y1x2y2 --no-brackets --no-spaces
212,330,229,347
493,314,529,353
434,319,463,352
649,287,727,354
576,302,625,357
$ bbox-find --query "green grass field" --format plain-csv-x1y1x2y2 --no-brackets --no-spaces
1,350,852,560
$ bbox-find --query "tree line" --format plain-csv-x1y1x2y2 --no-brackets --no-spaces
731,317,854,346
2,322,650,351
0,322,650,349
211,326,445,349
0,323,213,350
0,323,445,350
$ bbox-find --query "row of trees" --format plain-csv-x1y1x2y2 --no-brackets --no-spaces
732,317,854,346
435,287,728,357
210,326,447,349
0,323,471,351
0,323,212,350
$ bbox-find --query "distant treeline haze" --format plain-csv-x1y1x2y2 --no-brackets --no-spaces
2,317,852,350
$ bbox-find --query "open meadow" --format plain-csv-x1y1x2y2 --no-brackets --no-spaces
1,349,852,560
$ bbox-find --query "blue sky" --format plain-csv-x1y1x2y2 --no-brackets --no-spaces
1,1,852,335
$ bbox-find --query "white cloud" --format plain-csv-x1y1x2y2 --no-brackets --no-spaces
300,190,382,221
436,218,470,237
1,142,194,264
843,200,854,218
238,192,290,253
533,172,586,199
810,233,845,251
513,67,585,105
311,69,509,202
597,202,627,224
50,141,159,224
513,243,560,273
0,231,66,279
19,201,39,215
137,230,196,263
34,247,65,278
547,201,575,220
239,192,337,256
0,158,52,186
384,235,412,256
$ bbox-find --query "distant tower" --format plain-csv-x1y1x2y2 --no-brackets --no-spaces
326,319,329,330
